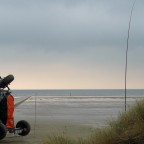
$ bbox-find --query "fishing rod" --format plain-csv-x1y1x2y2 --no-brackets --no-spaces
125,0,137,112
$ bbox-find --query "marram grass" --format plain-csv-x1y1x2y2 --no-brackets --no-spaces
43,99,144,144
43,135,74,144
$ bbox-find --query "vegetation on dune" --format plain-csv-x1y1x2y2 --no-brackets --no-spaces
43,99,144,144
43,135,76,144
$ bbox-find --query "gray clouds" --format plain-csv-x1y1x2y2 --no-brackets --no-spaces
0,0,137,48
0,0,143,53
0,0,144,88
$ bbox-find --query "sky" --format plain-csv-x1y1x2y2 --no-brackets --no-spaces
0,0,144,89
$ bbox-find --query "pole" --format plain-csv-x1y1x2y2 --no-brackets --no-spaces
125,0,137,111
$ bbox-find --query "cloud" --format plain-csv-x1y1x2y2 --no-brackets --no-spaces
0,0,144,89
0,0,143,53
0,0,132,47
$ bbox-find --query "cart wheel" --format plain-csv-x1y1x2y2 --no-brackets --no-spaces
16,120,31,136
0,123,7,140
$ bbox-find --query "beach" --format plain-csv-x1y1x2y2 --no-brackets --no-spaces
0,94,142,144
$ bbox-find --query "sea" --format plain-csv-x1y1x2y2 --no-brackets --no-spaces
12,89,144,128
12,89,144,97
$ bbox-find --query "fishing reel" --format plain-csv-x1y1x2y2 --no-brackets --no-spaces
0,75,14,91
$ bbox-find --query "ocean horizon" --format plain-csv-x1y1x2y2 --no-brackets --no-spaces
12,89,144,97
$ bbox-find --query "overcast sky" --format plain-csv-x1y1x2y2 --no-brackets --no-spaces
0,0,144,89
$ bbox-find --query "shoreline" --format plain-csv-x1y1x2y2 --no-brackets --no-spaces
15,94,144,100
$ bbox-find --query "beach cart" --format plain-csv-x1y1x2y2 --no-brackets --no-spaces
0,75,31,140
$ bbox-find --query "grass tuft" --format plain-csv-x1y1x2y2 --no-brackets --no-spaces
43,135,76,144
43,99,144,144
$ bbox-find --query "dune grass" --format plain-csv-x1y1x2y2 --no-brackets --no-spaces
43,99,144,144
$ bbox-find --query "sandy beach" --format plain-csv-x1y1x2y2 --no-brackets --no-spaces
2,120,92,144
0,95,139,144
0,96,97,144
